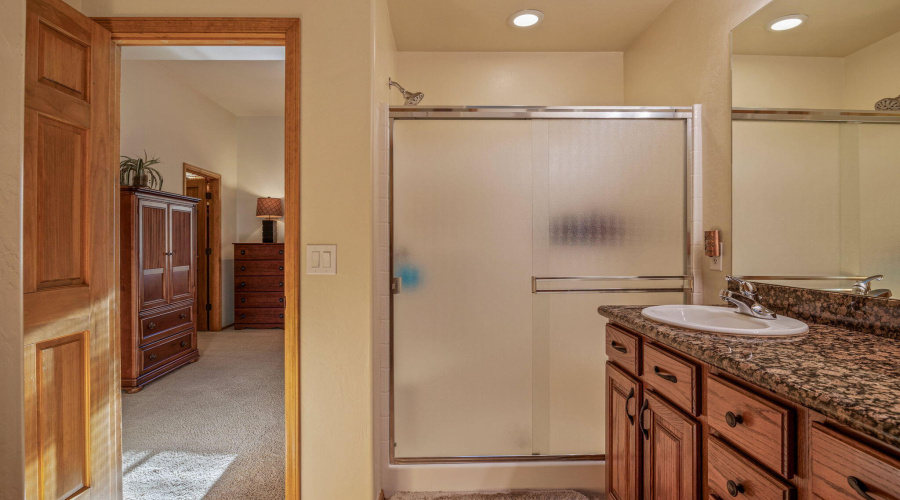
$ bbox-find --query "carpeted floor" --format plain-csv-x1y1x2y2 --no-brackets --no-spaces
389,491,597,500
122,328,285,500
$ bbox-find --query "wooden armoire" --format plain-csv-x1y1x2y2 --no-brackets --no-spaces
120,187,200,393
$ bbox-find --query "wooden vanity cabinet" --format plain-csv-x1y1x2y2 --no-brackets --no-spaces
604,322,900,500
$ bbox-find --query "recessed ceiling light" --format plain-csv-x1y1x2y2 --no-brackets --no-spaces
508,9,544,28
768,14,808,31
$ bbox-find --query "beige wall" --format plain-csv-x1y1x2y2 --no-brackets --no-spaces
82,0,377,498
236,116,286,244
732,55,844,108
624,0,773,303
121,60,240,326
844,30,900,110
396,52,625,106
0,0,26,495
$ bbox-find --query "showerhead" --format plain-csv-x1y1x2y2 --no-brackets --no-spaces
389,78,424,106
875,95,900,111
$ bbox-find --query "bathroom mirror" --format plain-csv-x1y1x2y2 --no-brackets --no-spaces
730,0,900,297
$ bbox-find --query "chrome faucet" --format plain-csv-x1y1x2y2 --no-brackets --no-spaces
852,275,892,298
720,276,777,320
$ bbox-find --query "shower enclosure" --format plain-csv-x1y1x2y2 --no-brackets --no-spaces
389,107,698,461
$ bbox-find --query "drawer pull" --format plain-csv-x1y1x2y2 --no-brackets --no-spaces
610,341,628,354
179,313,187,319
148,322,156,330
639,399,649,439
180,341,188,348
279,249,284,255
279,282,284,287
848,476,876,500
240,281,246,287
241,314,246,319
241,266,246,271
624,388,635,425
241,249,246,255
279,297,284,303
653,365,678,383
241,298,246,303
726,480,744,497
725,411,743,428
279,265,284,271
149,353,157,361
279,313,284,319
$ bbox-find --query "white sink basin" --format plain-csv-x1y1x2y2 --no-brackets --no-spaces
641,305,808,336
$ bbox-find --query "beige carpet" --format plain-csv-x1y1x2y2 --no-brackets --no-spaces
122,328,285,500
390,491,595,500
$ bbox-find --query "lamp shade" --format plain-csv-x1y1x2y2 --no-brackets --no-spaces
256,197,284,218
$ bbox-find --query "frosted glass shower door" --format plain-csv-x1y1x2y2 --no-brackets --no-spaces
392,120,536,457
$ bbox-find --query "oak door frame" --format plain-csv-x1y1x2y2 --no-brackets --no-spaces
183,163,223,332
93,17,301,500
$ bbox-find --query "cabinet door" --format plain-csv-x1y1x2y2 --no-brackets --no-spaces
138,198,169,310
607,362,642,500
168,203,195,304
641,390,700,500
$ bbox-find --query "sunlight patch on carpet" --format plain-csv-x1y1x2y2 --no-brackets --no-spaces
123,450,236,500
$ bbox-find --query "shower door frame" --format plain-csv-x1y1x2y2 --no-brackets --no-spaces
387,106,699,464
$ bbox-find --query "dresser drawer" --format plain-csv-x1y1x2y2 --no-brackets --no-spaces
811,422,900,500
707,374,795,478
141,330,195,373
236,308,285,324
235,260,285,276
606,324,640,376
708,436,795,500
236,292,285,308
235,244,284,260
235,276,285,292
139,304,193,345
642,343,700,415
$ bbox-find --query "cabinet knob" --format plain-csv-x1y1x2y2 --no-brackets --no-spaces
279,282,284,287
179,313,187,319
638,399,649,440
148,322,156,330
241,298,246,303
240,281,246,287
241,249,246,255
726,480,744,497
279,249,284,255
725,411,743,428
279,297,284,303
624,388,635,425
180,340,188,348
279,266,284,271
241,314,246,319
847,476,876,500
279,313,284,319
149,353,157,361
241,266,246,271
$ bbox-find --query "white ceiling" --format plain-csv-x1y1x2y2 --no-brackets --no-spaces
122,46,285,116
386,0,675,52
733,0,900,57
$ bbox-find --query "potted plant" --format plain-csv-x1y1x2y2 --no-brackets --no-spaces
120,152,164,190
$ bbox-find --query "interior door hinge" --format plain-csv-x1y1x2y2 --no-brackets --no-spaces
205,248,212,256
205,304,212,311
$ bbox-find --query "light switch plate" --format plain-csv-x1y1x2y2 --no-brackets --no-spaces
307,244,337,275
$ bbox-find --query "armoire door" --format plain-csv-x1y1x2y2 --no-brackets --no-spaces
22,0,119,498
139,198,169,310
168,203,196,304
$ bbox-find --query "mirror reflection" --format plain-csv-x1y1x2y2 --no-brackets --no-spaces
731,0,900,297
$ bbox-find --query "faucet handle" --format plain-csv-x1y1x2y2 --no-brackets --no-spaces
726,276,757,297
853,275,884,295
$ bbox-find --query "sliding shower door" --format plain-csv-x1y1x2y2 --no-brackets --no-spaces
391,114,689,460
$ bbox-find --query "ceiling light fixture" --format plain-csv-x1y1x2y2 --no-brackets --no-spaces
767,14,808,31
508,9,544,28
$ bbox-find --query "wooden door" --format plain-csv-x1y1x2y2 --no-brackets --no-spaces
641,390,700,500
22,0,118,498
168,203,196,304
607,362,642,500
185,178,208,329
138,199,168,310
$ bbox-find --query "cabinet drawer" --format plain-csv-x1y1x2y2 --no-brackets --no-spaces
606,324,640,376
141,330,195,372
642,343,700,415
707,374,795,478
708,436,795,500
236,308,285,324
234,244,284,260
139,304,193,345
235,260,285,276
235,276,285,292
236,292,285,308
811,422,900,500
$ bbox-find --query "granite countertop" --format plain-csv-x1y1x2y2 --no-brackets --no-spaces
598,305,900,449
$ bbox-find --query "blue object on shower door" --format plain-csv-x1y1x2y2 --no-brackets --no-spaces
397,264,422,290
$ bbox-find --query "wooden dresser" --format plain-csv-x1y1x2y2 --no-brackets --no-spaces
234,243,285,329
120,188,200,393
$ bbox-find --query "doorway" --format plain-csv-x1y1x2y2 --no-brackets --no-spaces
184,163,223,332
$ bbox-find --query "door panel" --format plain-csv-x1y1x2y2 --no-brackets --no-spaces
23,0,117,498
185,178,208,329
169,204,195,304
642,390,699,500
139,200,167,310
607,362,641,500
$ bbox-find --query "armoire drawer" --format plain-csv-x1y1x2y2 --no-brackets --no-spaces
141,330,195,372
235,276,285,292
234,244,284,260
236,292,285,308
235,308,285,324
235,260,285,276
139,304,193,345
708,436,795,500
